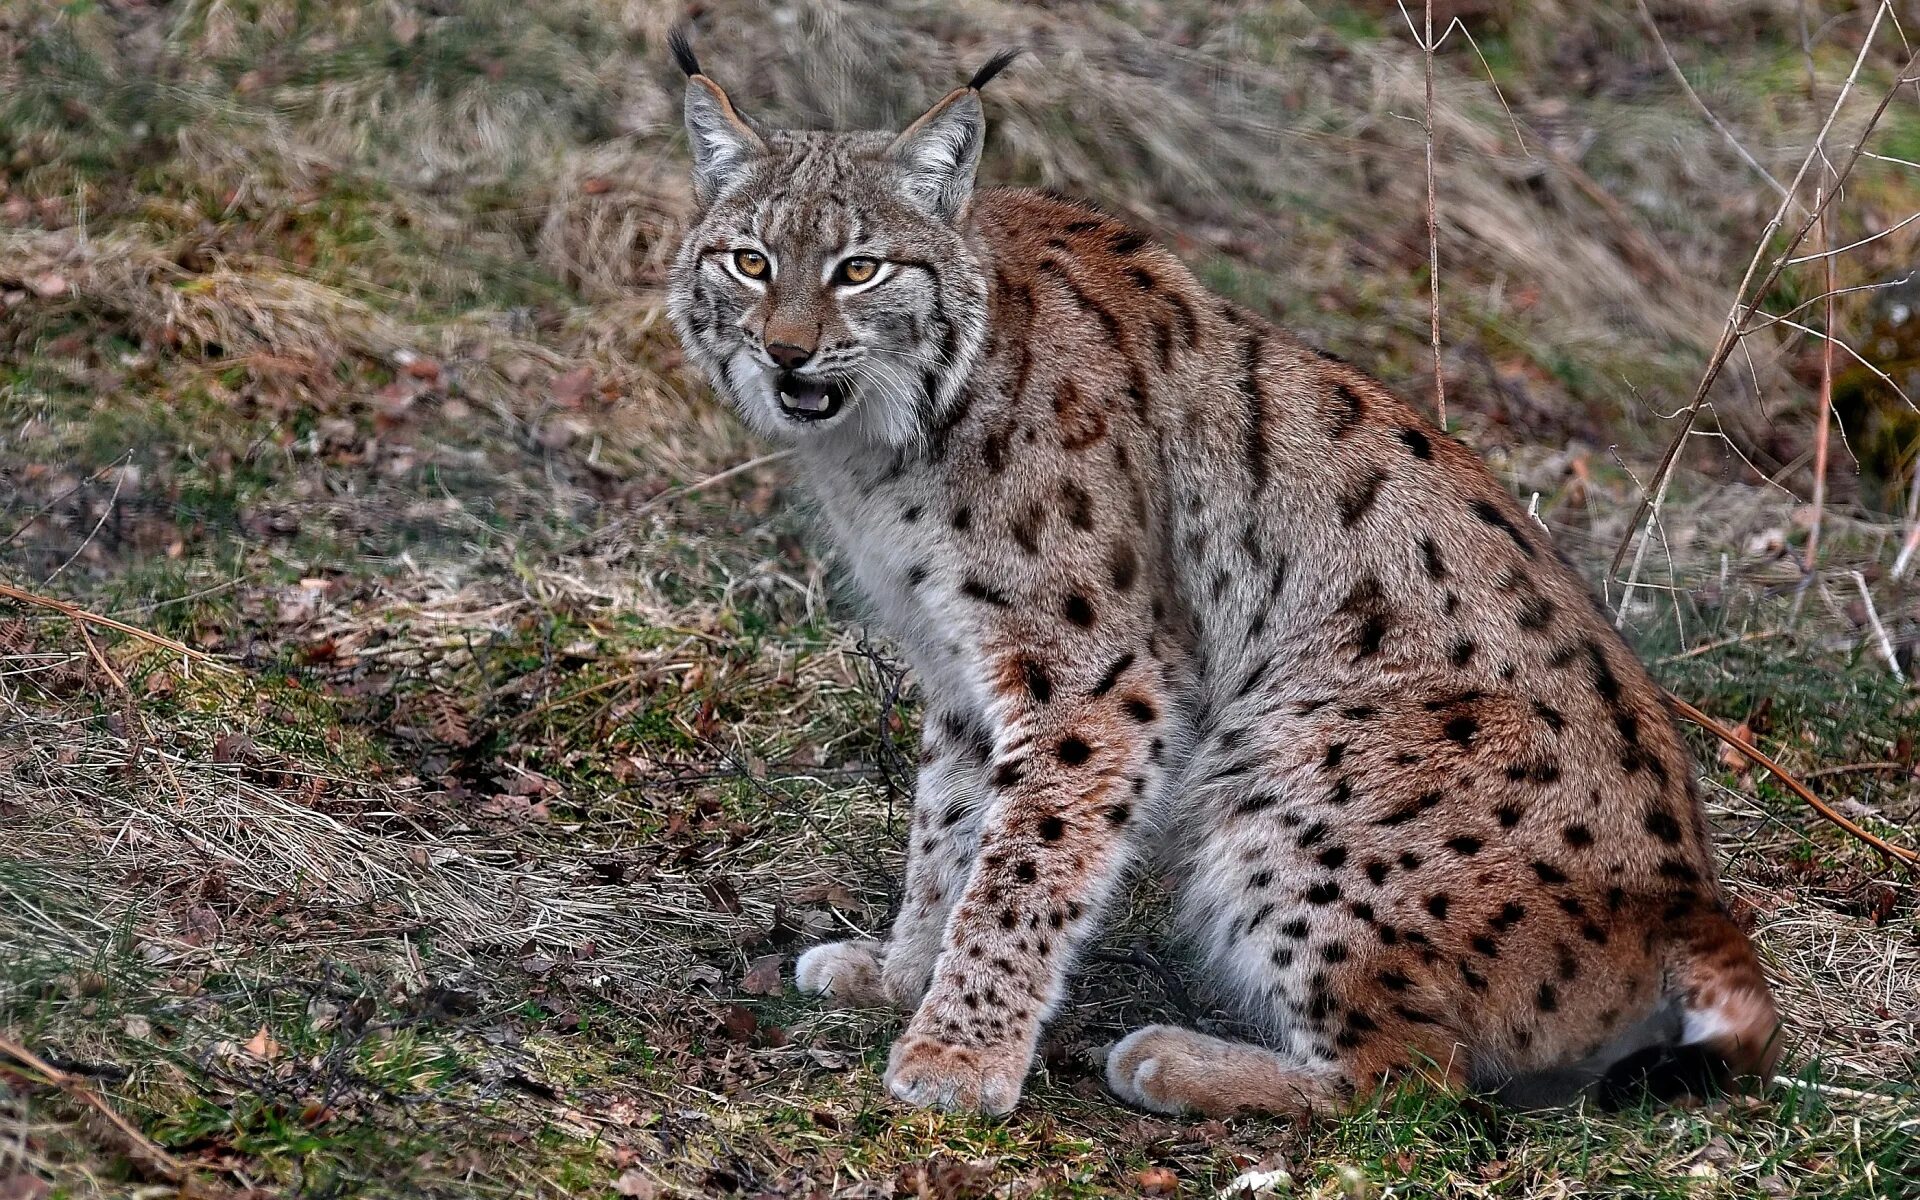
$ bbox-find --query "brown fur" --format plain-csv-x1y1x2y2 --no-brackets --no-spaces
669,59,1780,1119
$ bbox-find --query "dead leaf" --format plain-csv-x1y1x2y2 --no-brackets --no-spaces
550,366,595,409
1137,1166,1179,1195
243,1024,281,1061
0,1173,51,1200
792,881,858,910
26,273,66,298
612,1169,658,1198
1718,721,1755,777
740,954,783,996
717,1004,759,1042
701,877,743,914
582,177,614,195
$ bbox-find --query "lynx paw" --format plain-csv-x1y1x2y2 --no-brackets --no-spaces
885,1032,1028,1115
794,939,888,1008
1107,1025,1331,1118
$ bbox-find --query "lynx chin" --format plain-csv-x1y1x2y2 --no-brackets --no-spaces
665,34,1780,1119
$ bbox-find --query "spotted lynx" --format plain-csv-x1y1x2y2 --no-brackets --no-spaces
665,36,1780,1118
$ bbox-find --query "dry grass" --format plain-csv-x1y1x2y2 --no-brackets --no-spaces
2,0,1918,1196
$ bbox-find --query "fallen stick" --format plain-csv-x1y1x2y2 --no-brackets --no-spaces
0,1032,215,1194
1666,690,1920,872
0,578,228,670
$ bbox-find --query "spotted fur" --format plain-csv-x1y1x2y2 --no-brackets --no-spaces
667,45,1780,1119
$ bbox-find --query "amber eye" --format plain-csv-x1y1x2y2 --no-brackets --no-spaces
733,249,769,279
835,257,880,285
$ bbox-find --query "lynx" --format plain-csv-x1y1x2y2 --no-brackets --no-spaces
665,35,1780,1118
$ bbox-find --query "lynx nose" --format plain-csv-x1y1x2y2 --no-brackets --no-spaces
767,342,814,370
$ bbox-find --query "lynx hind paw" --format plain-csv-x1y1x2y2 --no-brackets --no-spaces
795,939,889,1008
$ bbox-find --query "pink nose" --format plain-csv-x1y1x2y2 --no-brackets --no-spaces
767,342,813,370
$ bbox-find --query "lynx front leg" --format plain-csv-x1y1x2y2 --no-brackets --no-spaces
796,710,993,1010
885,640,1168,1114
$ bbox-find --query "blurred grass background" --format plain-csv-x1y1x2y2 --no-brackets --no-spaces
1,1,1917,1197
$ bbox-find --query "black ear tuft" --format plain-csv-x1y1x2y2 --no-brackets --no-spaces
966,47,1021,92
669,28,702,78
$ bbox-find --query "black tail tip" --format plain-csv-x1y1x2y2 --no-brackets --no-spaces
967,47,1022,92
669,28,702,78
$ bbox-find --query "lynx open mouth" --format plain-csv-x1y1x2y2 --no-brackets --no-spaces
775,374,849,422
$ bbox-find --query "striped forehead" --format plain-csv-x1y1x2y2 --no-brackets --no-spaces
749,135,887,252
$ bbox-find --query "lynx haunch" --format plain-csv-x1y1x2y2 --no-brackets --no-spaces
665,35,1779,1119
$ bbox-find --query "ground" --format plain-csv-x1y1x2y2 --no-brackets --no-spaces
1,2,1917,1197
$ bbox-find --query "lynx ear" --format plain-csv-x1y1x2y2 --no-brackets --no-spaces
889,50,1017,220
673,31,766,204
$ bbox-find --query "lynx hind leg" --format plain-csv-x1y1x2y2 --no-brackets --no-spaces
795,939,893,1008
1106,1025,1354,1118
1670,908,1783,1082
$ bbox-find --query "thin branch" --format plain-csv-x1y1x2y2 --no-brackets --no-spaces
1428,0,1443,430
1634,0,1792,204
0,579,228,669
1786,208,1920,263
0,1033,213,1193
1850,571,1906,682
1893,460,1920,580
1610,13,1909,590
1804,199,1836,577
1666,691,1918,872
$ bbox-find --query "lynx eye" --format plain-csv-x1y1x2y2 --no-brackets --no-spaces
835,257,881,286
733,249,769,279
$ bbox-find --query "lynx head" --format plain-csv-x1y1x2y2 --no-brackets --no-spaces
666,34,1014,447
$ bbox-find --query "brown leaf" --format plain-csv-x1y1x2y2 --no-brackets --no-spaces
740,954,783,996
717,1004,759,1042
612,1169,659,1198
792,881,858,910
243,1024,281,1061
0,1173,51,1200
701,877,743,914
1718,721,1755,776
550,366,595,409
1137,1166,1179,1195
403,355,442,381
582,177,615,195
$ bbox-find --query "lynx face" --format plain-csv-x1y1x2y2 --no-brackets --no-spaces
667,73,993,447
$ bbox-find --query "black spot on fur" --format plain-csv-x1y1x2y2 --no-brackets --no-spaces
1106,803,1132,826
1426,894,1451,920
1328,384,1366,438
1022,661,1052,703
1123,697,1157,723
1057,737,1091,766
1517,595,1557,631
1644,809,1683,844
1563,824,1595,849
1337,468,1389,527
952,505,972,531
1318,846,1349,870
993,762,1022,789
1324,741,1348,770
1321,942,1350,964
1444,715,1479,746
1536,983,1559,1012
1306,881,1342,905
1461,962,1488,991
1399,851,1423,871
1472,498,1536,557
1495,803,1524,828
1013,861,1037,883
1449,638,1477,668
1377,791,1443,827
1490,901,1526,932
1110,547,1138,591
1365,861,1389,885
1038,815,1065,842
1399,426,1434,459
907,563,929,589
1446,835,1483,856
1091,653,1134,696
1063,594,1095,626
1419,536,1448,580
1532,861,1568,885
1060,480,1095,530
963,579,1011,606
1533,701,1566,731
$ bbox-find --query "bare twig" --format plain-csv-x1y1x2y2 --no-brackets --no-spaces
1611,15,1911,595
1849,571,1906,682
0,579,228,669
1421,0,1445,426
1894,461,1920,580
1804,198,1836,578
0,1032,209,1192
1634,0,1792,204
1666,691,1919,871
